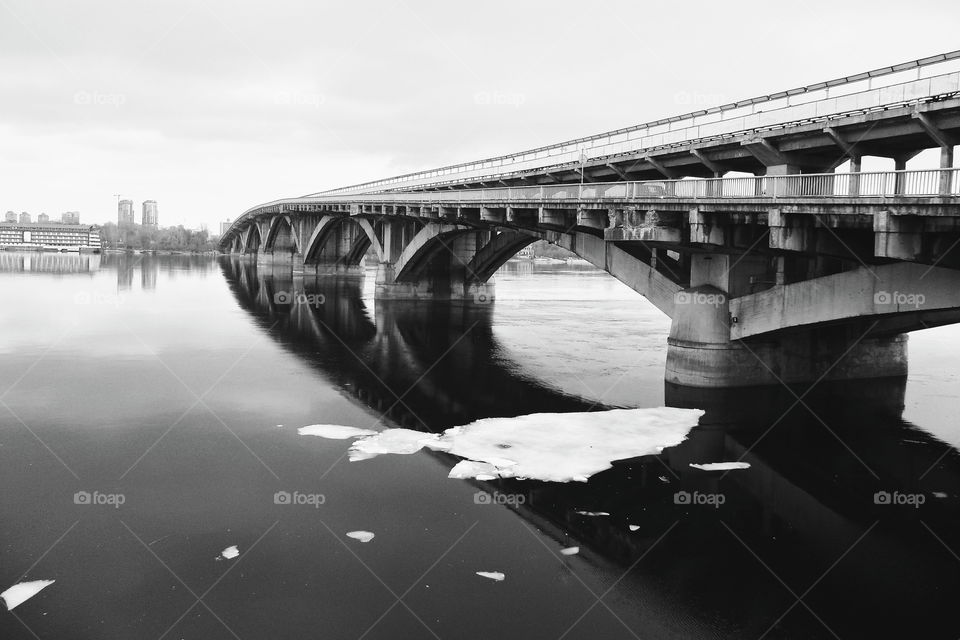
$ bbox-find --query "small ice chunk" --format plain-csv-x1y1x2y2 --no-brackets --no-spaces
220,545,239,560
349,429,439,461
933,491,948,498
448,460,500,480
576,510,610,516
346,531,375,543
628,525,640,532
476,571,505,581
2,580,55,610
298,425,377,439
689,462,751,471
560,546,579,556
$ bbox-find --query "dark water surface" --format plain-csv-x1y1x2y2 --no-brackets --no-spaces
1,252,959,639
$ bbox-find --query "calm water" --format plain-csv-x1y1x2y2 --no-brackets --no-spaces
1,252,959,639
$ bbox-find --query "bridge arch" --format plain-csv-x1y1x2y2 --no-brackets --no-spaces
243,224,262,254
263,215,301,254
464,230,537,283
303,215,384,268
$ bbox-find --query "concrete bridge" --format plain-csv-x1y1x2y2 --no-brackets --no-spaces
220,51,960,388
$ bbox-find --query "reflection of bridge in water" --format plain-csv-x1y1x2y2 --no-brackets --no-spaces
223,257,960,639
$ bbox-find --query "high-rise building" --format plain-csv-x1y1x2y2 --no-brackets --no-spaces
19,212,31,224
118,199,135,225
38,213,50,223
4,211,15,223
61,211,80,224
142,200,158,228
220,219,232,236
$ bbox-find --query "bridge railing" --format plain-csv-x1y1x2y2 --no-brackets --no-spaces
223,168,960,241
340,168,960,202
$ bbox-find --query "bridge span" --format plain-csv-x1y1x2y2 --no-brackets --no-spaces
220,52,960,389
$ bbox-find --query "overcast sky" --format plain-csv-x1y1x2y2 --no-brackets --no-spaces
1,0,958,231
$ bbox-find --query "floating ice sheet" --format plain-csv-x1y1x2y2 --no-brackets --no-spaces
220,545,239,560
349,429,438,462
689,462,751,471
1,580,55,610
298,407,703,483
560,546,580,556
424,408,702,483
298,425,377,439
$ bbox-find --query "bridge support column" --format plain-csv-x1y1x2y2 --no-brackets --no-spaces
665,255,908,388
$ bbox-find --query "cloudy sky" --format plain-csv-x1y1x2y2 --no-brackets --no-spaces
1,0,958,231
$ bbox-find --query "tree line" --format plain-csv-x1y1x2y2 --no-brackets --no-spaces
100,222,217,252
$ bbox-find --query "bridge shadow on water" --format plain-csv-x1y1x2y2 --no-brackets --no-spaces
223,257,960,640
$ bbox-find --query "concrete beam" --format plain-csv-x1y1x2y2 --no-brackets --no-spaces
605,163,628,180
690,148,724,175
741,138,792,168
644,155,679,179
729,262,960,340
912,111,955,150
574,167,595,183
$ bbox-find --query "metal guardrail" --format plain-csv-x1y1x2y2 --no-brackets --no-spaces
223,169,960,239
328,168,960,202
317,52,960,196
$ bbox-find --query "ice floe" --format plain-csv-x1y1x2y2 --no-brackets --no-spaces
424,408,701,483
476,571,505,581
349,429,438,462
448,460,500,480
560,546,580,556
628,525,640,532
346,531,375,543
689,462,751,471
298,425,377,439
576,510,610,516
297,407,703,483
1,580,55,610
220,545,239,560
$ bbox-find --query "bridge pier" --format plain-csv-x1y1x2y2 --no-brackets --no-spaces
665,283,908,388
664,254,910,388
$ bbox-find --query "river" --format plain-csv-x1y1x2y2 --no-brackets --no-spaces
0,251,958,639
